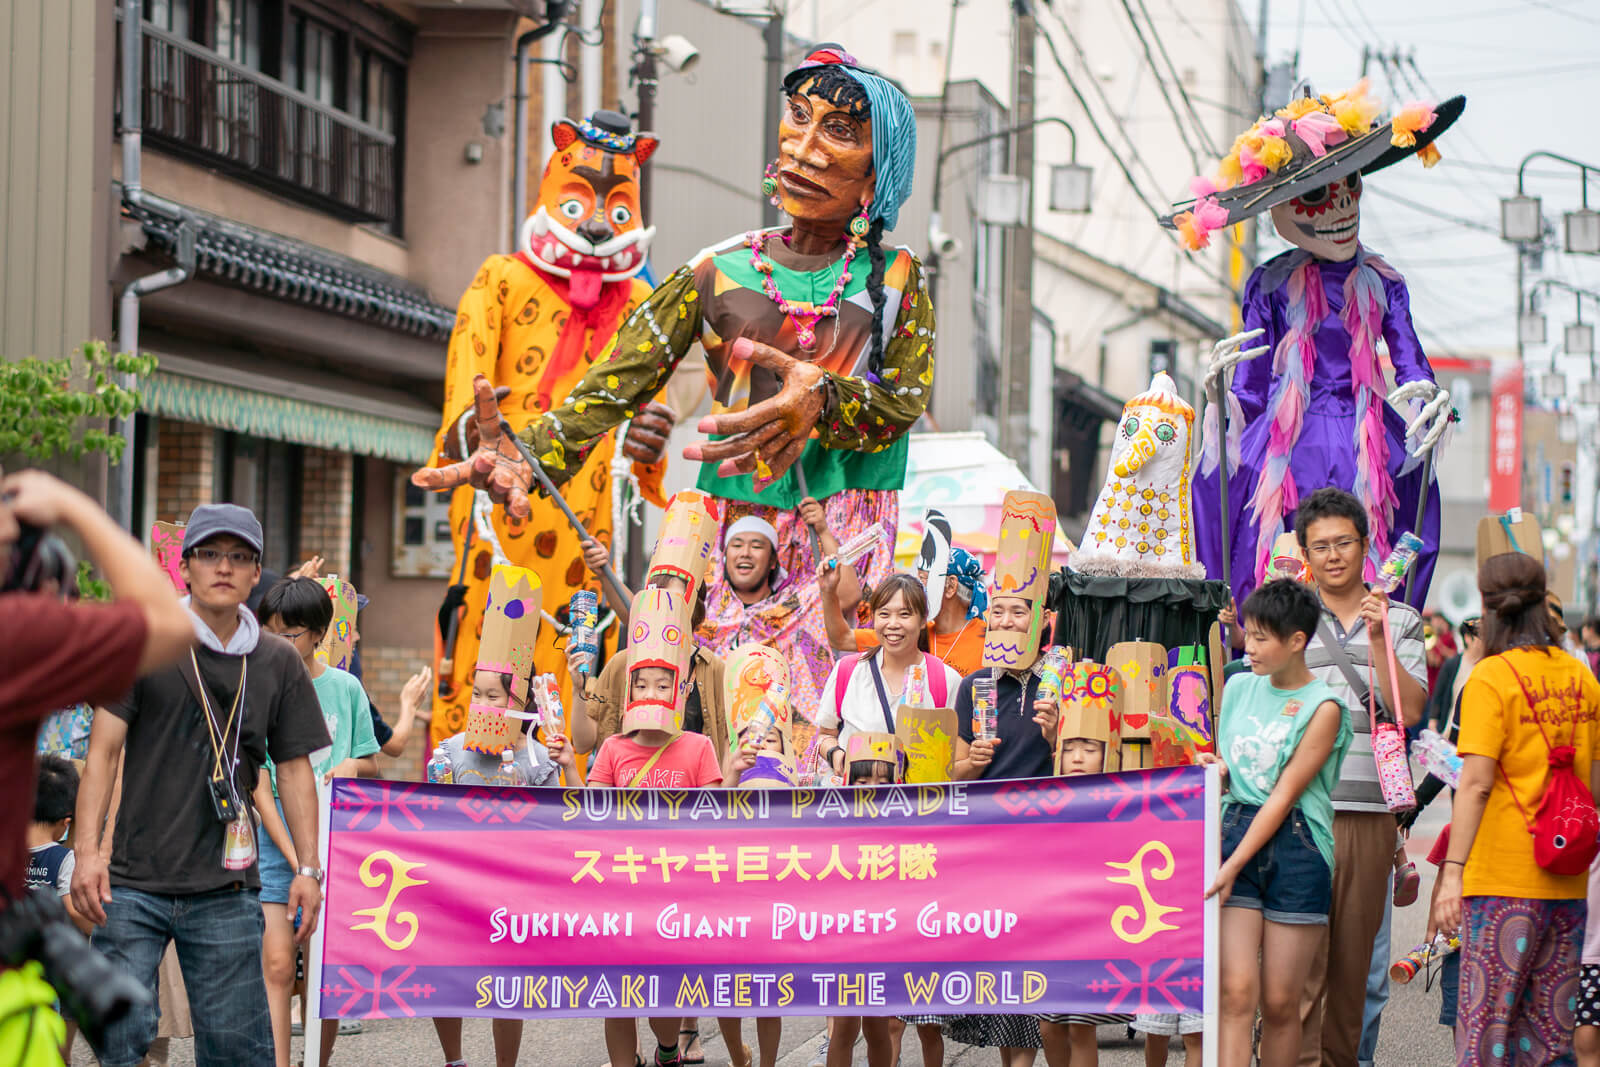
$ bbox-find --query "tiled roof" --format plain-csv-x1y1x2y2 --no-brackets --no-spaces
135,203,455,340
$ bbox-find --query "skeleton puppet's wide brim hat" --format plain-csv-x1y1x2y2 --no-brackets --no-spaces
1159,81,1464,249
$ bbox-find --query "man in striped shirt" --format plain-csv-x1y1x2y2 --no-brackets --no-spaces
1294,489,1426,1067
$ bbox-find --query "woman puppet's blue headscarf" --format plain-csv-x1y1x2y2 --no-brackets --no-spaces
948,547,989,621
781,45,918,231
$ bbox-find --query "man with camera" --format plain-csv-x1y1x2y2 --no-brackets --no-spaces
0,470,195,1055
0,470,194,899
72,503,332,1067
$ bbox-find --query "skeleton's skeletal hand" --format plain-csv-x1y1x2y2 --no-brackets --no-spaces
1204,328,1270,391
1389,381,1453,456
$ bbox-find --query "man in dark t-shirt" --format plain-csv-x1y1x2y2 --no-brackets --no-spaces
73,504,329,1067
952,596,1060,782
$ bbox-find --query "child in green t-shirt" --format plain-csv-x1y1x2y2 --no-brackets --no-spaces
1202,579,1350,1067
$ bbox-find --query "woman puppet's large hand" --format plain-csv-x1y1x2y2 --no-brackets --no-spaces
683,339,825,486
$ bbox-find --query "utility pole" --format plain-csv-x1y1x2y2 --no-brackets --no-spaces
626,0,662,588
1000,0,1036,473
762,12,785,228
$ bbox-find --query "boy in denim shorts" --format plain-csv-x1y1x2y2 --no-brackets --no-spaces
1200,580,1351,1067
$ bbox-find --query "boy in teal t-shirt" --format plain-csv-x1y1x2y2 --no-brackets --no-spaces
1202,579,1351,1067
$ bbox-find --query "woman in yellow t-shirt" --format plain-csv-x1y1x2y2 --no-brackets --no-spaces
1431,552,1600,1065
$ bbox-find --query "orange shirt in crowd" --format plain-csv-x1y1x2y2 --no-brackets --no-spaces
853,617,987,678
1458,646,1600,900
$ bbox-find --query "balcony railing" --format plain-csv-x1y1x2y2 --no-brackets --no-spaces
120,20,398,225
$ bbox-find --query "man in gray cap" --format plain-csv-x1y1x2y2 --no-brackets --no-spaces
73,503,332,1067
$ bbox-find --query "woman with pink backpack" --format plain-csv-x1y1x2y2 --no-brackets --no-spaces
1430,551,1600,1066
813,573,961,782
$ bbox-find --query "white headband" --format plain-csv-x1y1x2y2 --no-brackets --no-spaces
725,515,779,549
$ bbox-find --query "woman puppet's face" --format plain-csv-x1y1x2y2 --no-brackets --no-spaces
775,83,875,229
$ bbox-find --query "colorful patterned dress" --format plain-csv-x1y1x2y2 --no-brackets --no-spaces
524,230,937,721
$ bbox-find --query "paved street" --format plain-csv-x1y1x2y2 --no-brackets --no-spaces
69,800,1457,1066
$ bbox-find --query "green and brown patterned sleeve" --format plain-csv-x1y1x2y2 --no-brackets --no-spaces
520,265,704,485
814,252,936,452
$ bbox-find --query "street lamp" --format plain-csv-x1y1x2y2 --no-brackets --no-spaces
1502,195,1543,243
1569,209,1600,255
1521,307,1548,346
1543,370,1567,399
926,115,1086,302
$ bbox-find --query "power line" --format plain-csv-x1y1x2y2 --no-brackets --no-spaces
1130,0,1220,156
1363,184,1501,236
1529,0,1600,26
1038,2,1178,201
1033,11,1240,294
1117,0,1204,170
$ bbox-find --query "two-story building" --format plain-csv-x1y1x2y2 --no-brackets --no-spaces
3,0,627,771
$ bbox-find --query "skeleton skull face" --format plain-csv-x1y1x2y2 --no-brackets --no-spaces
1270,174,1362,262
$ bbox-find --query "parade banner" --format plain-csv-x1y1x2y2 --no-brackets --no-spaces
311,767,1218,1022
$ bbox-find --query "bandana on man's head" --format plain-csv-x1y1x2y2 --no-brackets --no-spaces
947,547,988,621
724,515,788,590
783,45,917,231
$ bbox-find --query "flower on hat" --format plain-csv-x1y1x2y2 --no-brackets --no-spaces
1329,79,1381,137
1416,142,1442,168
1390,101,1437,148
1174,197,1232,251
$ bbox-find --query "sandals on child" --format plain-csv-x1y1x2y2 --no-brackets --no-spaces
1394,860,1421,907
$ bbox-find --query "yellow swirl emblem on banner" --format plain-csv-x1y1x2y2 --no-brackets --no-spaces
350,850,429,950
1105,841,1182,944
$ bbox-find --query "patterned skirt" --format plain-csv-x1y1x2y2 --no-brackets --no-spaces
941,1013,1042,1049
1456,894,1584,1067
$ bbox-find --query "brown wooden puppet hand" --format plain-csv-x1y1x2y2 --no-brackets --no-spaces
411,375,534,517
683,337,825,484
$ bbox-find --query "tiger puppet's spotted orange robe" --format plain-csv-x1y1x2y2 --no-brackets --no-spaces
425,111,665,748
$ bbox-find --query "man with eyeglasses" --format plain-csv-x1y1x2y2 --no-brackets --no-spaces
73,503,331,1067
1287,488,1426,1067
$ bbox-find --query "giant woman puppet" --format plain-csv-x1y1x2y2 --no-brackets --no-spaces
415,46,932,716
1163,82,1463,608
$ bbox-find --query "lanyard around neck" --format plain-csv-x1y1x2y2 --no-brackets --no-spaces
191,649,247,787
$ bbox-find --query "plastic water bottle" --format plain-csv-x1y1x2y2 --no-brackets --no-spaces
533,673,563,734
900,661,931,709
499,748,518,786
568,590,599,677
972,675,998,741
1413,728,1463,788
426,745,452,785
1036,647,1073,705
1379,532,1426,593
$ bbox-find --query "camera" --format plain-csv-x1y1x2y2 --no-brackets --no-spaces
0,889,150,1048
927,213,961,260
1,521,76,595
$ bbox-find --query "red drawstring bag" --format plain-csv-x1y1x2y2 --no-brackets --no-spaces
1498,656,1600,876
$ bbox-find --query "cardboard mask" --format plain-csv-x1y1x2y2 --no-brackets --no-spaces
623,587,693,735
1156,645,1215,767
1270,174,1362,262
724,643,792,754
917,508,953,619
466,565,543,754
981,490,1057,671
845,731,902,778
897,705,957,784
1106,641,1165,772
1475,509,1544,571
1057,660,1123,774
314,575,359,671
648,490,720,605
150,522,186,594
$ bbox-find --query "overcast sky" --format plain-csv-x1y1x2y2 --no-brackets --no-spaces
1250,0,1600,361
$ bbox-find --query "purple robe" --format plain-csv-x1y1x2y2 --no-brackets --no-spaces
1193,249,1442,608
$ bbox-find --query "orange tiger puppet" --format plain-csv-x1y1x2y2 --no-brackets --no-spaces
425,111,668,748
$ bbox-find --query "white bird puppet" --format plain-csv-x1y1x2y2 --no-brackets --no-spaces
1070,372,1205,579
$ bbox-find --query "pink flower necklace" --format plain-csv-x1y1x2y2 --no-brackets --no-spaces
745,229,860,351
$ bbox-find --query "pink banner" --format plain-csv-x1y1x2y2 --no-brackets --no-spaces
314,768,1216,1021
